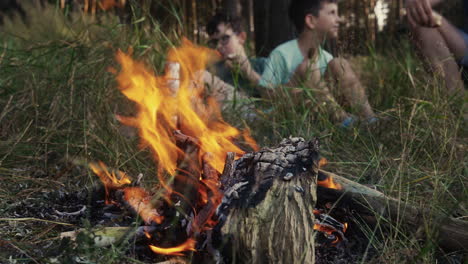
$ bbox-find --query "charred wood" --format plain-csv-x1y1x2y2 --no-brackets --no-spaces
215,137,321,264
317,170,468,252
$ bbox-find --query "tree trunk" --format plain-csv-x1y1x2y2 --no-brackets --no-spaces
222,171,316,263
222,0,242,17
253,0,295,57
215,137,320,263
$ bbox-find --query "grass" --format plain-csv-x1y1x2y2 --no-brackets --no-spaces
0,2,466,264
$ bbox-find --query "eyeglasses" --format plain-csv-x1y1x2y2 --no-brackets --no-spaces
208,34,231,48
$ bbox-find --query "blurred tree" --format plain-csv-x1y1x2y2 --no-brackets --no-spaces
0,0,26,24
253,0,295,57
222,0,241,17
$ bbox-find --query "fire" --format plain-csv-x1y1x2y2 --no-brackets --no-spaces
149,238,196,256
90,39,257,256
89,161,131,204
123,187,164,224
317,175,342,190
313,209,348,245
318,157,328,168
313,223,342,244
313,220,348,245
115,39,256,178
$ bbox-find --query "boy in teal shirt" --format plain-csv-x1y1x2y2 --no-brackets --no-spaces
228,0,378,126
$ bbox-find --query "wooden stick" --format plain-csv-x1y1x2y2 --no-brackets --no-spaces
60,227,133,247
318,170,468,252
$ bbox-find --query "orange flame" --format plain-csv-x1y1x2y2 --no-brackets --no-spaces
89,161,131,203
317,175,342,190
115,39,256,180
313,223,347,245
123,187,164,224
149,238,196,256
318,157,328,168
92,39,257,255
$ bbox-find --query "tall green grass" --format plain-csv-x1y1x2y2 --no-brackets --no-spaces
0,1,466,263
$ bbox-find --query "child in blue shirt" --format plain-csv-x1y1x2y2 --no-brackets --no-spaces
228,0,378,127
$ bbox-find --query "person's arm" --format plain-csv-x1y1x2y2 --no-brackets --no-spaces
234,49,288,100
236,57,262,85
225,50,262,85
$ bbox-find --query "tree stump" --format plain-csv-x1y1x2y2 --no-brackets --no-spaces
215,137,320,264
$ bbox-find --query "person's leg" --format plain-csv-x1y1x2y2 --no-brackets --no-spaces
327,58,376,120
408,18,465,95
293,61,350,123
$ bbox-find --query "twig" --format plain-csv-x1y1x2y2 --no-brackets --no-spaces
173,130,199,146
0,217,74,226
54,205,87,217
3,240,40,264
60,226,134,247
0,120,33,166
219,152,235,188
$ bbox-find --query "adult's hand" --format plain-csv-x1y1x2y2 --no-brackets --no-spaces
405,0,438,27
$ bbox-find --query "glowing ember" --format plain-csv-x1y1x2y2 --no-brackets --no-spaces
313,209,348,245
318,157,328,168
313,222,347,245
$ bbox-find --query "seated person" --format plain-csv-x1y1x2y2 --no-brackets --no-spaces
406,0,467,95
226,0,378,127
201,13,266,110
206,13,266,98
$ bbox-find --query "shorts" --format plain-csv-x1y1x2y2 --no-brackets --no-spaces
458,29,468,66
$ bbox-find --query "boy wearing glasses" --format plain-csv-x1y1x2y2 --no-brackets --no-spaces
202,13,266,110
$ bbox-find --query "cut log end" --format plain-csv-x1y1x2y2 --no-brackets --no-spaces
215,137,320,263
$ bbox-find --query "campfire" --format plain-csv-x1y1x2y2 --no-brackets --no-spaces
59,39,467,263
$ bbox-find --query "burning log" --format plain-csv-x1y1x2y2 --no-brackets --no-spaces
317,170,468,252
213,137,321,264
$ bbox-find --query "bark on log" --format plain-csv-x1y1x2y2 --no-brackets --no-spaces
317,170,468,252
216,137,320,264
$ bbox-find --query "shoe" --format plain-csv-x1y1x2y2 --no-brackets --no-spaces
340,116,357,128
365,116,379,125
